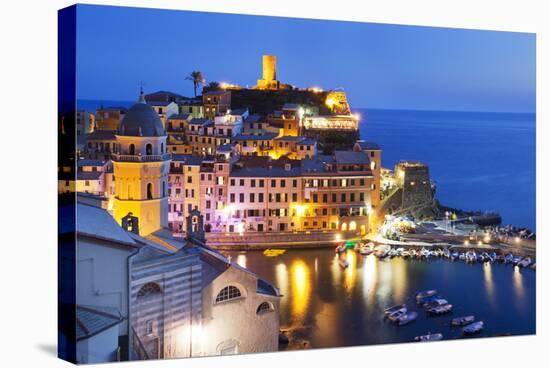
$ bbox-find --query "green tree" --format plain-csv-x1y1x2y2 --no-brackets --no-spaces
186,71,205,97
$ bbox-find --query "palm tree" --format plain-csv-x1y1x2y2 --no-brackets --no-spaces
186,71,205,97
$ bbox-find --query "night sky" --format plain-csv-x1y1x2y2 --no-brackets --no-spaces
76,4,535,113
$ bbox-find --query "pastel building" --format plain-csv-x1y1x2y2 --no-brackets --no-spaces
203,90,231,119
60,198,280,363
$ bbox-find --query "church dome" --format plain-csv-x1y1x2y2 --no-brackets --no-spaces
118,97,165,137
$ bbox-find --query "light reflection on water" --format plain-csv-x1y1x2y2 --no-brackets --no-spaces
225,249,535,348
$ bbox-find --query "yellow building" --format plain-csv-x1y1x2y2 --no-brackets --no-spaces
111,93,171,236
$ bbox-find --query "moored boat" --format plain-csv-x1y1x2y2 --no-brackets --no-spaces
384,304,407,316
339,259,349,268
504,253,514,264
451,315,475,326
428,303,453,315
388,307,408,322
416,289,437,303
397,311,418,326
518,257,532,268
423,298,449,309
443,249,451,258
359,246,373,255
463,321,484,335
414,332,443,342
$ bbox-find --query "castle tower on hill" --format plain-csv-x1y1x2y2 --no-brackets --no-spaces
112,91,171,236
257,55,280,90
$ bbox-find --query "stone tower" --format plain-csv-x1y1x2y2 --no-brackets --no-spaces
257,55,280,90
112,91,171,236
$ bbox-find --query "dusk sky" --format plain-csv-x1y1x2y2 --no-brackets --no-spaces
76,4,536,113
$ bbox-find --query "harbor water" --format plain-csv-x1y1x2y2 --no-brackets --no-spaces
225,248,536,349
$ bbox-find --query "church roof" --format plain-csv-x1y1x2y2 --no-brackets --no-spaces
118,97,166,137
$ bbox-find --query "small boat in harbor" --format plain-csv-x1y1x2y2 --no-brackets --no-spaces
428,304,453,315
263,249,286,257
396,248,405,256
388,248,398,258
530,263,536,270
339,259,349,268
384,304,407,316
401,250,410,258
443,249,451,258
409,249,417,258
518,257,532,268
423,298,449,309
489,252,497,262
359,245,373,255
512,256,523,266
416,289,437,303
481,252,490,262
463,321,484,335
388,308,408,322
414,332,443,342
496,254,505,263
504,253,514,264
335,244,346,254
420,248,430,259
451,315,475,326
397,311,418,326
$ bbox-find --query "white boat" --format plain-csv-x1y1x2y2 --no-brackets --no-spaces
428,304,453,315
463,321,484,335
415,332,443,342
339,259,349,268
423,298,449,309
397,311,418,326
396,248,405,256
518,257,532,268
504,254,514,264
420,248,430,258
388,307,408,322
384,304,407,316
443,249,451,258
401,250,410,258
359,246,373,255
451,315,475,326
416,289,437,303
512,256,523,265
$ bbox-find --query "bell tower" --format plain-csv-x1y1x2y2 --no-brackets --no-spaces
112,90,171,236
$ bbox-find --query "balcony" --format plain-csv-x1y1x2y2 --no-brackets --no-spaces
112,153,172,162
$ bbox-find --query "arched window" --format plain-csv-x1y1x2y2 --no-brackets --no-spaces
146,143,153,155
137,282,162,297
215,285,242,303
129,144,135,155
341,223,348,231
349,221,357,231
256,301,274,315
147,183,153,200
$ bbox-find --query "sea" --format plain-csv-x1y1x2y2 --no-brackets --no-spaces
356,108,536,231
78,100,536,230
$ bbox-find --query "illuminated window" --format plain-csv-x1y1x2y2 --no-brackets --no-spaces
215,286,242,303
256,302,274,315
